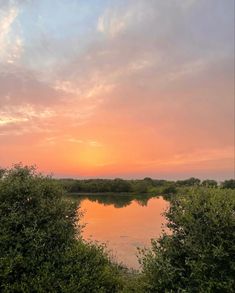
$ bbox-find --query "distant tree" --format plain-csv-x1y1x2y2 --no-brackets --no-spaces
143,177,154,185
132,180,149,193
0,168,5,179
139,189,235,292
152,179,167,187
177,177,201,187
201,179,218,188
112,178,131,192
162,185,177,195
222,179,235,189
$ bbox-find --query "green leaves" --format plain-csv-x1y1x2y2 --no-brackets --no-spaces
2,165,234,292
0,165,122,292
139,188,235,292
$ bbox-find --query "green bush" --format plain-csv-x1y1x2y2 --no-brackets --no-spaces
58,241,123,293
139,188,235,292
0,165,122,292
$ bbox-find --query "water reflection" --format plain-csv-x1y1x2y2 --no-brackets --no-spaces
72,194,169,269
70,193,156,208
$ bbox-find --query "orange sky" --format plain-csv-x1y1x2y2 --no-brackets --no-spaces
0,0,234,179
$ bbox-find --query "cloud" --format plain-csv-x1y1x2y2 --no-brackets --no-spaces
67,138,84,144
67,138,103,148
0,3,23,64
0,0,233,178
0,104,55,138
97,8,133,37
0,115,28,126
0,61,74,107
88,140,103,148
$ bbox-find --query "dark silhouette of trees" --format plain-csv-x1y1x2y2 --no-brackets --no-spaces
222,179,235,189
201,179,218,187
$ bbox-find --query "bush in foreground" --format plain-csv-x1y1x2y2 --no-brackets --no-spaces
0,165,122,292
139,188,235,292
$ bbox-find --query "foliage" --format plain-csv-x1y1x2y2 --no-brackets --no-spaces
131,180,149,193
60,178,132,193
0,165,122,292
56,241,123,293
139,188,235,293
222,179,235,189
60,177,235,195
60,178,171,194
201,179,218,188
2,164,234,292
162,185,177,195
176,177,201,187
0,167,5,178
120,269,143,293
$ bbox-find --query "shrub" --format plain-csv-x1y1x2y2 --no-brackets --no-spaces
58,241,123,293
139,188,235,292
0,164,122,292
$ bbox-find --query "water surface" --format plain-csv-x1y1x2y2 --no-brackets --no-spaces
76,195,169,269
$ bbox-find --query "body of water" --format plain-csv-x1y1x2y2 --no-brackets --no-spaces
76,195,169,269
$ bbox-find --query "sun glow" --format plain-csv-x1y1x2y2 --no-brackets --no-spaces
78,148,107,167
0,0,234,179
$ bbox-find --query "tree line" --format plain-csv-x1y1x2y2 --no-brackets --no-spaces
59,176,235,194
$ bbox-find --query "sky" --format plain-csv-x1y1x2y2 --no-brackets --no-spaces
0,0,234,180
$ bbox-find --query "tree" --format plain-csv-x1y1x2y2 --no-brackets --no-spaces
176,177,201,187
112,178,131,192
139,189,235,292
143,177,154,186
201,179,218,188
0,164,122,292
162,185,177,195
222,179,235,189
0,168,5,179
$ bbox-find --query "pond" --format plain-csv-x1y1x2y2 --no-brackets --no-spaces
74,194,169,269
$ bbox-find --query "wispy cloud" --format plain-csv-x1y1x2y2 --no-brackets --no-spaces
0,4,23,64
67,138,103,148
0,0,234,178
67,138,84,144
97,8,133,37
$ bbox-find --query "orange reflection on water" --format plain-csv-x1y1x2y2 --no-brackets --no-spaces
79,197,169,269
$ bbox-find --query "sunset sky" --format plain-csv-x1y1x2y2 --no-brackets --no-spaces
0,0,234,179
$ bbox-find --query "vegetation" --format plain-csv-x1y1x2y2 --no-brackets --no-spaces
0,165,234,292
0,165,123,293
59,177,224,194
201,179,218,187
139,188,235,292
222,179,235,189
